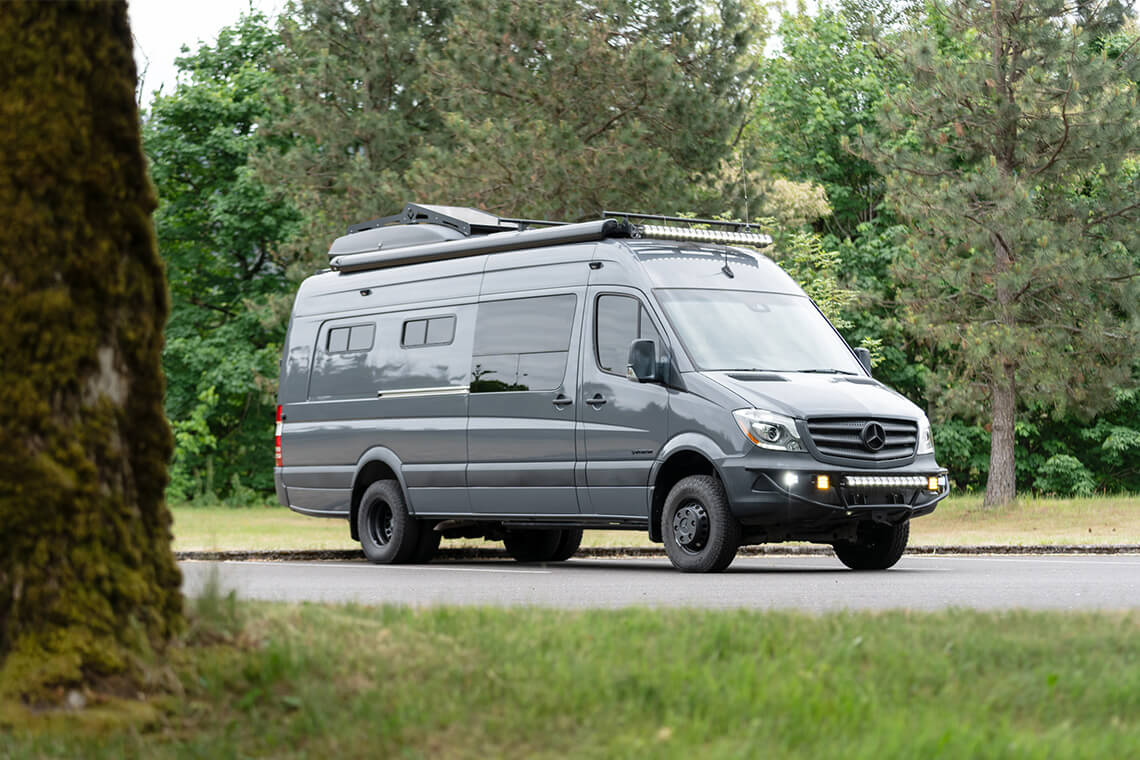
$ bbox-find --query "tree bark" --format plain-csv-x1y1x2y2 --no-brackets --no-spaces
984,362,1018,508
0,1,182,701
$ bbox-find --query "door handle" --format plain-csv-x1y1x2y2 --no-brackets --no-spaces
588,394,608,407
552,395,573,408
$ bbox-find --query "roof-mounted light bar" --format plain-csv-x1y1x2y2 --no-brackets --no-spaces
635,224,773,249
603,210,772,249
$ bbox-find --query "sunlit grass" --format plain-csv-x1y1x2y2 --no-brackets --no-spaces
170,494,1140,553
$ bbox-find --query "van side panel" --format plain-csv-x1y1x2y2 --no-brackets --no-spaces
463,246,592,516
279,263,482,516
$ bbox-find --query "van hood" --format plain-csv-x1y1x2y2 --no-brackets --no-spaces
703,371,923,421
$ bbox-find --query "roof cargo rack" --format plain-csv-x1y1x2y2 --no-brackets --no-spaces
328,203,772,274
347,202,520,236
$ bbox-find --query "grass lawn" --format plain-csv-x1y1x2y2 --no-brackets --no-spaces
171,494,1140,552
4,599,1139,758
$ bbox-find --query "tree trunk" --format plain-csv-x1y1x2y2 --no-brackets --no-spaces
984,362,1017,508
0,1,183,701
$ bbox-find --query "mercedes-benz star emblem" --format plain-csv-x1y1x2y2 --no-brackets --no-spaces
861,422,887,452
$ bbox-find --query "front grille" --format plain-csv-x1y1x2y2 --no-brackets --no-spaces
805,417,917,463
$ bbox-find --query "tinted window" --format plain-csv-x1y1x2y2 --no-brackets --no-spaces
326,323,373,354
425,315,456,345
471,295,576,392
473,295,576,355
596,295,662,374
327,327,349,353
402,319,427,346
403,315,456,347
348,324,375,352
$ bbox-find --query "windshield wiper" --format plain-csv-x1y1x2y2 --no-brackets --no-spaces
791,368,859,375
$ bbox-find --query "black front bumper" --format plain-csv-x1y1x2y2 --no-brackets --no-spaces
718,452,948,541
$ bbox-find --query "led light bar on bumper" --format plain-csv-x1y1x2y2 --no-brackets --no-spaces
843,475,946,491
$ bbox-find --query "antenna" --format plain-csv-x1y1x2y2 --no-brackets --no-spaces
741,148,750,228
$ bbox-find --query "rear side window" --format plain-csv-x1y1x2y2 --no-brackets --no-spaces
402,315,456,347
471,295,576,392
327,323,375,354
595,294,662,374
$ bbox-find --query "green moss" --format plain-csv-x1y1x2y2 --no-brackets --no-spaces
0,1,183,701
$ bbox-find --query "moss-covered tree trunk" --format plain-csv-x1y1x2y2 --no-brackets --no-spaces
0,1,182,700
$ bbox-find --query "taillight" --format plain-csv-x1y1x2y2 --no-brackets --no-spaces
275,404,283,467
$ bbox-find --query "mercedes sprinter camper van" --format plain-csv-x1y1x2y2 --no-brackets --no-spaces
275,203,948,572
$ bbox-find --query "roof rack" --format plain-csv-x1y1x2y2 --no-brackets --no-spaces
603,210,761,232
347,203,520,236
329,203,773,274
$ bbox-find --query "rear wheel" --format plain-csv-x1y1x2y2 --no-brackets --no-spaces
503,529,579,562
661,475,740,573
550,529,583,561
411,523,441,563
833,520,909,570
358,480,421,564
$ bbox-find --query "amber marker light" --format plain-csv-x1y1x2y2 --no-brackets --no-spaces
927,476,940,492
816,474,830,490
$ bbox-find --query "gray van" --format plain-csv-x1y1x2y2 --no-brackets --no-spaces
275,203,947,572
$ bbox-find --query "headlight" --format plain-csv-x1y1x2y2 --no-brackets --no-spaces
916,416,935,455
733,409,804,452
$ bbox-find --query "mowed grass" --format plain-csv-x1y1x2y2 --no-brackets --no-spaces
4,602,1140,758
171,494,1140,552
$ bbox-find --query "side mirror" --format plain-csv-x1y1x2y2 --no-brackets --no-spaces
854,347,872,377
627,339,661,383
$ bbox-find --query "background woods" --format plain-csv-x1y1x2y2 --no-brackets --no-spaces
140,0,1140,507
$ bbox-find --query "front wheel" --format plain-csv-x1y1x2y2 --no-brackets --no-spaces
661,475,740,573
833,520,909,570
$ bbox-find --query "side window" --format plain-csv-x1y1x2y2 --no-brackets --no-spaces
471,294,576,392
402,315,456,347
595,294,661,375
327,323,374,354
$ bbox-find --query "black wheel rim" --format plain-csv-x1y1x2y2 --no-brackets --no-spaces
672,501,710,553
367,501,394,547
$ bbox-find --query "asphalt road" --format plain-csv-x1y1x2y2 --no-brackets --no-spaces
180,554,1140,611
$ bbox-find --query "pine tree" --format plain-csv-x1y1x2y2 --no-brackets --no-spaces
257,0,760,267
0,1,182,699
866,0,1140,506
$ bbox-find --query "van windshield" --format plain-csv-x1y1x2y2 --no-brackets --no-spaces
655,289,865,374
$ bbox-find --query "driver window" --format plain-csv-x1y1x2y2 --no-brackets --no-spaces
595,294,662,375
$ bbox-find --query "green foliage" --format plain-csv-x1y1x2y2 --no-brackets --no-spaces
144,11,297,502
1034,455,1097,498
750,7,905,239
259,0,763,268
409,0,761,221
256,0,455,265
0,1,182,699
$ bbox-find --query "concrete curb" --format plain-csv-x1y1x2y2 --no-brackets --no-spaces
176,544,1140,562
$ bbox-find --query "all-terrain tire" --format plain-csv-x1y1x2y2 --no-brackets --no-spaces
833,520,909,570
503,529,563,562
549,529,584,561
358,480,421,564
411,522,442,563
661,475,740,573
